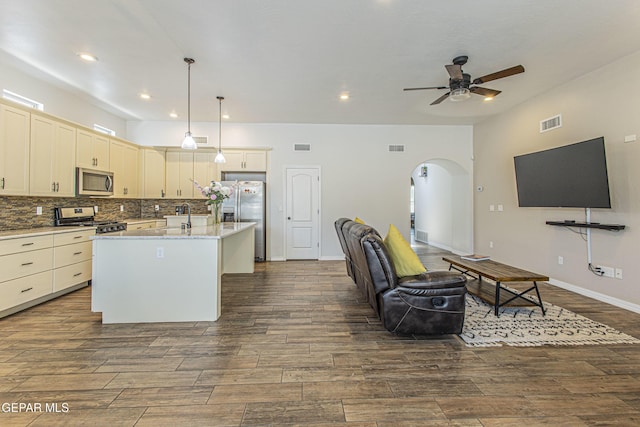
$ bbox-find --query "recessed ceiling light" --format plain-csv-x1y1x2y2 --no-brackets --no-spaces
169,112,178,118
77,52,98,62
139,93,151,100
222,114,230,120
483,96,494,102
339,93,350,101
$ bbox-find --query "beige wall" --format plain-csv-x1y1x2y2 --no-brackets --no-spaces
474,50,640,311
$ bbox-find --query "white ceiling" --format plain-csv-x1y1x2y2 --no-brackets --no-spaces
1,0,640,125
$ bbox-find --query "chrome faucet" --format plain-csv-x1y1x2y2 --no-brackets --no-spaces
180,203,192,230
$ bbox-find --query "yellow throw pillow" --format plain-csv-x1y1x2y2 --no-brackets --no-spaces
383,224,427,278
354,217,365,224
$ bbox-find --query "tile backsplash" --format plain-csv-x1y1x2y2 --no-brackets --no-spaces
0,196,211,231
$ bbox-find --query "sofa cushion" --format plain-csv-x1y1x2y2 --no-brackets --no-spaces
383,224,426,278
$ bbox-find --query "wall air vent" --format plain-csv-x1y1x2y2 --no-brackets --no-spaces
415,230,428,243
388,144,405,152
294,143,311,152
540,114,562,133
193,136,209,146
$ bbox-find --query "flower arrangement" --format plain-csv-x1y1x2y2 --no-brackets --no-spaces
192,180,233,205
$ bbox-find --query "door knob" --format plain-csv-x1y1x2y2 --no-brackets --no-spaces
287,217,291,220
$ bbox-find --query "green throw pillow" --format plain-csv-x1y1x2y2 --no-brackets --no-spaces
383,224,427,278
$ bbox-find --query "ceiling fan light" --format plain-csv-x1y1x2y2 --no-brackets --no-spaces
449,87,471,102
181,132,197,150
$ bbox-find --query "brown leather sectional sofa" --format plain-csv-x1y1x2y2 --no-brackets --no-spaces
335,218,467,335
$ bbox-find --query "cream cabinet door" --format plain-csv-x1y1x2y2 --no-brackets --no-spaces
140,148,166,198
54,123,76,196
30,115,76,197
77,129,110,170
193,151,218,199
219,150,267,171
110,140,139,198
122,143,139,198
165,151,194,199
0,105,31,195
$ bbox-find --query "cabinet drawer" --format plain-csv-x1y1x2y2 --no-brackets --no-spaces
54,241,92,268
0,271,52,311
0,248,53,283
53,229,95,246
53,260,91,292
0,234,53,257
129,222,154,230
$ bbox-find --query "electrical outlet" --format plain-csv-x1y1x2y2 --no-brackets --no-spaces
615,268,623,279
597,265,615,278
558,256,564,265
489,241,494,248
120,205,124,212
154,205,160,211
498,204,504,212
36,206,42,215
489,205,495,211
156,247,164,258
94,205,99,213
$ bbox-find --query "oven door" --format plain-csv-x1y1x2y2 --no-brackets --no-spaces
76,168,114,196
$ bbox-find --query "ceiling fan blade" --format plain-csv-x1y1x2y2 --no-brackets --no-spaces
445,64,463,80
470,86,502,97
430,92,451,105
472,65,524,85
403,86,448,91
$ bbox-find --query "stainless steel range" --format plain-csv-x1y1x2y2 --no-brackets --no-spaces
54,207,127,234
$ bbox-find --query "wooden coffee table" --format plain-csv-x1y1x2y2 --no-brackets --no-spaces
443,256,548,317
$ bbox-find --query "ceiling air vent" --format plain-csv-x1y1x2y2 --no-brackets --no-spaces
388,144,405,152
540,114,562,133
293,143,311,152
193,136,209,146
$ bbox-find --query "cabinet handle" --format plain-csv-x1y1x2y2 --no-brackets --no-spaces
161,189,165,198
21,287,33,293
1,177,5,189
73,272,83,277
21,242,35,246
56,182,60,192
52,182,56,192
73,251,83,255
73,235,83,239
21,262,34,266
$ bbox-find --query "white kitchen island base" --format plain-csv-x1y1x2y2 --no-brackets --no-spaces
91,222,255,324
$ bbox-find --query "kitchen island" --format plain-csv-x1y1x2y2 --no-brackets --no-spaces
91,222,255,324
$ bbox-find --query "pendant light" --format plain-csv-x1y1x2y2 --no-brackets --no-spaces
181,57,197,150
214,96,226,163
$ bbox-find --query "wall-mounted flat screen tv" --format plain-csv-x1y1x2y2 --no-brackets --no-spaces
514,136,611,208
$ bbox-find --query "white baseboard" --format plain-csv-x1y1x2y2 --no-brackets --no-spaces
549,278,640,314
424,241,466,256
268,256,285,262
319,255,345,261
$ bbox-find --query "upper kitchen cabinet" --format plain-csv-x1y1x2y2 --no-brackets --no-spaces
109,140,139,198
219,149,267,172
0,104,31,195
193,151,219,199
29,114,76,197
165,151,194,199
76,129,110,170
139,148,166,199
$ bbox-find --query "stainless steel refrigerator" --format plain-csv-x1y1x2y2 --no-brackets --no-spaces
221,181,266,261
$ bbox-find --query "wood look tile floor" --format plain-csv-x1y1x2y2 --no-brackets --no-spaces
1,245,640,426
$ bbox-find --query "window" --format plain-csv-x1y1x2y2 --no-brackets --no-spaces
2,89,44,111
93,124,116,136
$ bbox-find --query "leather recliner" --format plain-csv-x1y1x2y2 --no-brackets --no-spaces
335,218,467,335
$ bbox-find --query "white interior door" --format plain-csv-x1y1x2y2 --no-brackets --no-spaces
286,167,320,260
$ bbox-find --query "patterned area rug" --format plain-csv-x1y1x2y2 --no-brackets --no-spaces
460,292,640,347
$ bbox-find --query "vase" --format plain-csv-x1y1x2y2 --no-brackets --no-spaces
211,203,223,224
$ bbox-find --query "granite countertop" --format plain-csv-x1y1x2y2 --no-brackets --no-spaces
123,218,166,224
92,222,255,240
0,226,96,241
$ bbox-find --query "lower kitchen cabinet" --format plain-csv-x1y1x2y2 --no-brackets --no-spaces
0,228,94,318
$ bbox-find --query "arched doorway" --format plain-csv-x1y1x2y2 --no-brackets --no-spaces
411,159,473,255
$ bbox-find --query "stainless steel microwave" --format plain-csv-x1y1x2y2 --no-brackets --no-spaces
76,168,114,196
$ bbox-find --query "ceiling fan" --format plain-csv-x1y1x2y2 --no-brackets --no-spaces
404,56,525,105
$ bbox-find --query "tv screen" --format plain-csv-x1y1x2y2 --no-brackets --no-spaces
514,137,611,208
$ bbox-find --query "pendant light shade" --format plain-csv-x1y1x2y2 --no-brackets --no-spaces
214,96,226,163
181,58,198,150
